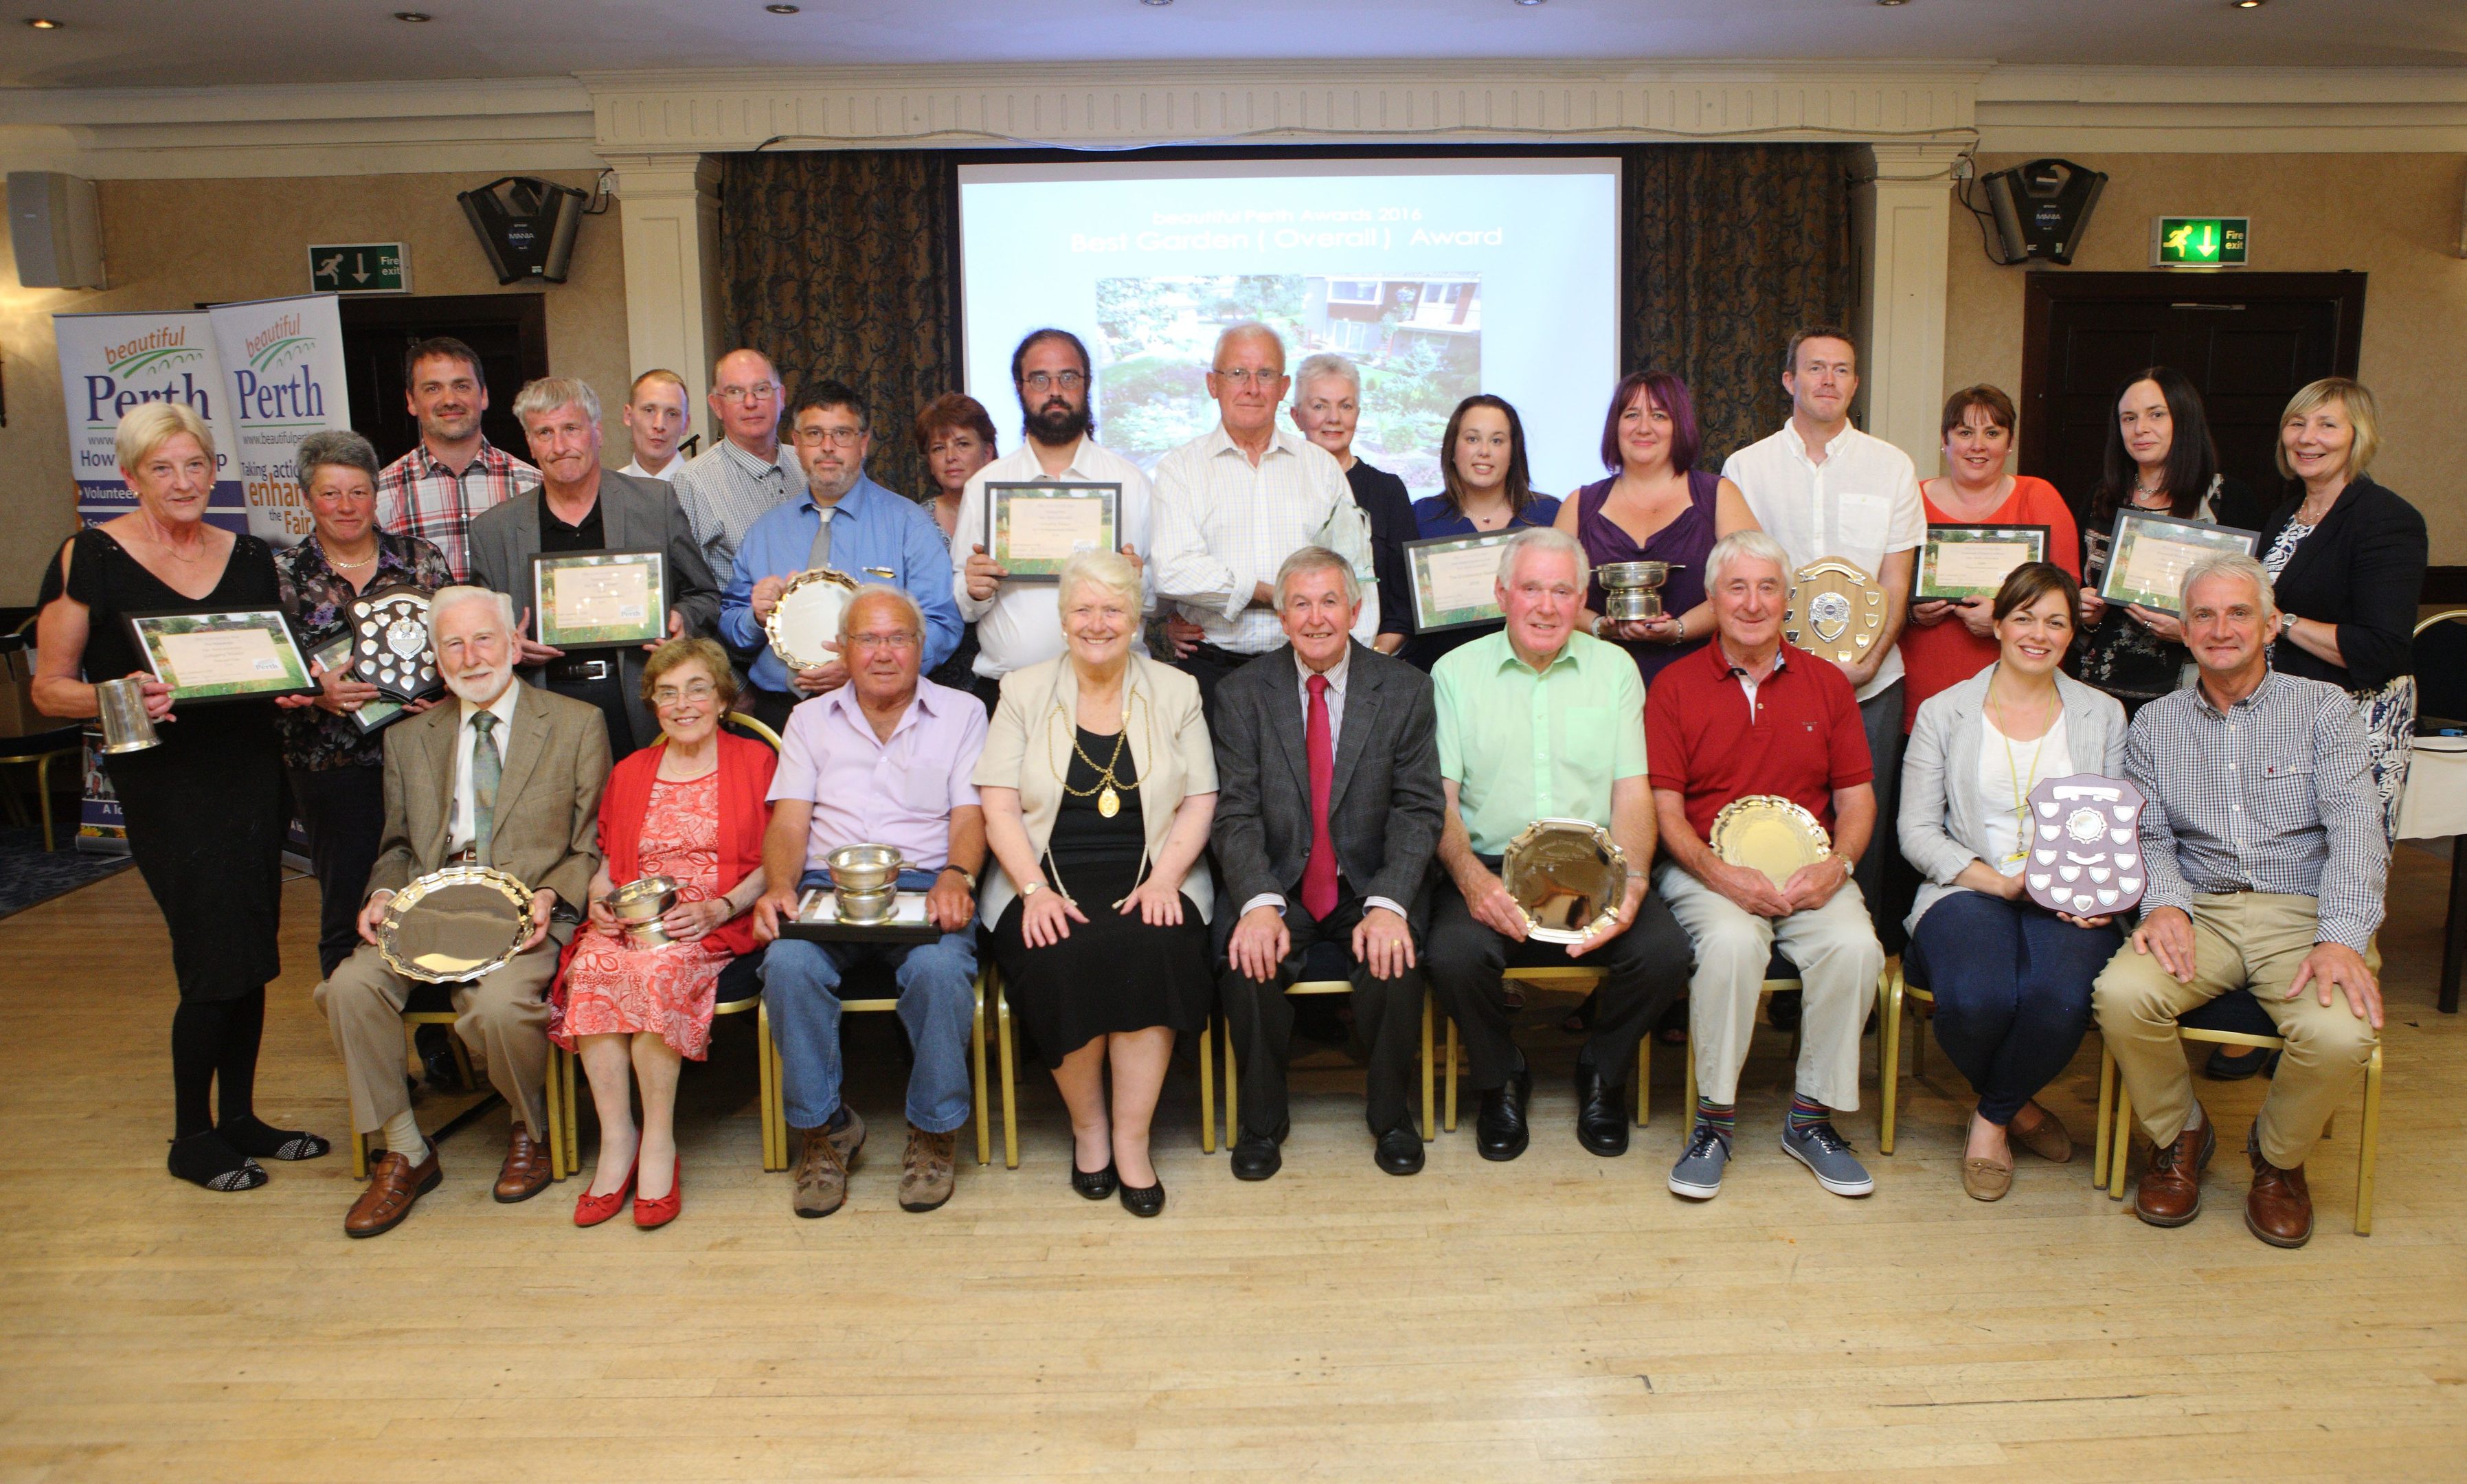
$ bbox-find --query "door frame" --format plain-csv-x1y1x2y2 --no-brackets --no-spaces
2016,270,2367,484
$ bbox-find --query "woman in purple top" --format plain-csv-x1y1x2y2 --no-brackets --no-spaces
1402,394,1562,671
1555,370,1759,684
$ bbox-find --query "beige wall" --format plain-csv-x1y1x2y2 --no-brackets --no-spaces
1944,150,2467,562
0,168,629,605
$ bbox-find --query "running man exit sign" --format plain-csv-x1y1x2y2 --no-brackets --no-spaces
308,243,409,294
2151,216,2249,268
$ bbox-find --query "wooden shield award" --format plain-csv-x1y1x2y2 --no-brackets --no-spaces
765,567,860,673
1709,795,1832,890
2023,774,2148,917
1783,557,1886,666
348,585,443,703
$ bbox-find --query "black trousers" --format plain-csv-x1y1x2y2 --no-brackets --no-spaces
544,660,638,763
1426,868,1692,1094
288,763,387,980
1174,642,1262,728
1215,893,1423,1139
744,685,799,736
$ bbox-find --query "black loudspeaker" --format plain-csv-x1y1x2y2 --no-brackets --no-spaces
1981,158,2108,266
455,176,589,285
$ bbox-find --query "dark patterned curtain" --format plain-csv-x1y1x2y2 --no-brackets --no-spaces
1621,144,1860,469
720,150,958,502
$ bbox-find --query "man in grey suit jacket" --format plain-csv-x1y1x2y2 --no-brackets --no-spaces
315,586,609,1238
1210,547,1445,1179
467,376,721,760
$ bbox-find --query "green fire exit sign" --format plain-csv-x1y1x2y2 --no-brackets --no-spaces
2152,216,2249,268
308,243,409,294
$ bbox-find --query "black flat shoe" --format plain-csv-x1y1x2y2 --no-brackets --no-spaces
1476,1065,1531,1162
1575,1064,1630,1157
1374,1125,1424,1176
1230,1134,1283,1181
1119,1178,1165,1217
1070,1160,1118,1200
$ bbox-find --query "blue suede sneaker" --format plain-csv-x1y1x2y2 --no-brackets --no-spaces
1668,1123,1731,1200
1781,1118,1874,1196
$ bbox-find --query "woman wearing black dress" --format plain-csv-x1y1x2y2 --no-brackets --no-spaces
33,403,328,1191
976,549,1217,1217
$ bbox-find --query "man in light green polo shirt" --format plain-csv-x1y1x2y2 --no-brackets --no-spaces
1427,526,1693,1164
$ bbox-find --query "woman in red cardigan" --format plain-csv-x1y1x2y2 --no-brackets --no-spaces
554,638,778,1229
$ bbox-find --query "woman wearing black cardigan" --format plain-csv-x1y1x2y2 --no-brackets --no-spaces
2257,376,2428,840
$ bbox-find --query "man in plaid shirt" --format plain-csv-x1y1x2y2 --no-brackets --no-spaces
2095,552,2385,1249
375,337,540,581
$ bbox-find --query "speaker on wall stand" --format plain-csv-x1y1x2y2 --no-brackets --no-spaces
8,170,106,289
455,176,589,286
1981,158,2108,267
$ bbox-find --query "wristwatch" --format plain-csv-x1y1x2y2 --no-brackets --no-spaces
2278,612,2300,638
939,864,977,891
1018,879,1043,899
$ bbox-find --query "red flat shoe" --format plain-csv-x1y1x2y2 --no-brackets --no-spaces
633,1156,681,1230
573,1158,637,1228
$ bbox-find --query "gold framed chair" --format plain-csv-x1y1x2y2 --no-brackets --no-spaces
754,964,995,1171
986,961,1216,1169
1433,966,1650,1133
1877,958,2119,1189
1217,980,1444,1150
350,1000,570,1184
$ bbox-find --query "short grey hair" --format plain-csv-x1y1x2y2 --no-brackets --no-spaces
2180,552,2277,621
1495,526,1585,587
1292,352,1360,402
512,375,602,427
1056,548,1142,617
295,428,380,488
840,583,925,641
1212,321,1286,372
1274,546,1361,607
428,584,517,643
1705,530,1792,590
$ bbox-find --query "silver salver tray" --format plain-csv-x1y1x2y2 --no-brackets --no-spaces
780,886,941,944
1501,818,1628,945
765,567,860,674
377,864,536,983
1709,795,1832,891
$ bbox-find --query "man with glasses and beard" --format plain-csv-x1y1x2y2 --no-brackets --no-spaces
948,328,1156,712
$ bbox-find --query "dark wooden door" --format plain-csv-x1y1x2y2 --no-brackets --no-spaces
2018,271,2365,526
337,294,550,466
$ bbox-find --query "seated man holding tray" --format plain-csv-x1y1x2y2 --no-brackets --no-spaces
722,380,963,732
1426,527,1693,1164
751,585,988,1219
315,585,611,1237
1645,530,1886,1203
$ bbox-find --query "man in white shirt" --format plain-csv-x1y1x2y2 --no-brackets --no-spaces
1149,322,1379,720
951,327,1155,710
667,348,804,574
1720,327,1924,951
617,368,692,481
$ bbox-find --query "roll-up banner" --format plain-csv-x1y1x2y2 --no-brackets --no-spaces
52,309,247,534
205,293,352,548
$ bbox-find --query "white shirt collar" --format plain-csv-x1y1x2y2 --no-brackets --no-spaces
460,679,521,731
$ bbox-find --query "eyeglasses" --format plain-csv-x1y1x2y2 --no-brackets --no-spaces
1210,368,1286,387
651,679,719,706
1021,371,1085,392
793,426,865,447
846,632,920,653
715,383,781,404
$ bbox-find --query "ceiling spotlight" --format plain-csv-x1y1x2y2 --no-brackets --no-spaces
392,10,430,20
2233,0,2264,7
25,16,63,27
1514,0,1546,8
1140,0,1173,8
765,3,800,12
1876,0,1909,7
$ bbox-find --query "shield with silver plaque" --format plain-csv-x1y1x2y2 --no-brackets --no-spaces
347,585,443,702
2023,774,2148,917
1500,818,1629,946
1782,557,1886,667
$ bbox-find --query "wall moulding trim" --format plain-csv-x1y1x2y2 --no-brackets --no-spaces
1977,65,2467,153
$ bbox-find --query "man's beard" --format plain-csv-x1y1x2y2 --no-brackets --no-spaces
444,662,512,706
1022,397,1091,447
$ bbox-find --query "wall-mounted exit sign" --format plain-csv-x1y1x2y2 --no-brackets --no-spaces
2151,216,2249,268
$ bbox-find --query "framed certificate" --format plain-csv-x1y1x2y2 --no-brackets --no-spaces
311,631,406,735
529,548,668,649
987,481,1119,578
1913,524,2050,601
2097,510,2258,616
123,606,316,704
1403,530,1516,634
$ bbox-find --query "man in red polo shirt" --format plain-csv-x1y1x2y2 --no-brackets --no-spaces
1646,530,1886,1202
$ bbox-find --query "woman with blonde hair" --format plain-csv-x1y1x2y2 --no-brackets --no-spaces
976,549,1217,1216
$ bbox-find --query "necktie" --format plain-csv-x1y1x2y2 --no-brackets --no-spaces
1301,672,1338,921
469,710,502,862
806,504,833,571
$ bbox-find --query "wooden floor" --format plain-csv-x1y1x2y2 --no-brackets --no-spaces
3,851,2464,1483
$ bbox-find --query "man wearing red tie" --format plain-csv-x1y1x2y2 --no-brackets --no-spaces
1209,547,1446,1178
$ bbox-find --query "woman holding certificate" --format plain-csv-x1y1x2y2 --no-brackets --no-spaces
32,403,329,1193
1402,395,1561,671
1899,562,2125,1201
976,550,1217,1217
1899,385,2078,727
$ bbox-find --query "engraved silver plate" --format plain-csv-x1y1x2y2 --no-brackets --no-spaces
765,567,860,674
1709,795,1832,891
1501,818,1628,945
377,864,534,983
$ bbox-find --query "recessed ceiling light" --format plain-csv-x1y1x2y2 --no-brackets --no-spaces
1876,0,1908,7
392,10,430,20
25,16,63,27
765,3,800,11
1140,0,1173,8
2234,0,2264,7
1514,0,1546,8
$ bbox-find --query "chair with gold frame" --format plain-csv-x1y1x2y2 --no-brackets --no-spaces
986,961,1216,1170
350,989,571,1183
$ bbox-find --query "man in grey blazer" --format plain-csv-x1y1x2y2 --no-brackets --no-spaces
315,586,609,1237
467,376,722,760
1210,547,1445,1178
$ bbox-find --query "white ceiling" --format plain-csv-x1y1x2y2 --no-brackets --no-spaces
5,0,2462,89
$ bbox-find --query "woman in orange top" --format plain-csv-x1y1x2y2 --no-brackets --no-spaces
1899,385,2080,730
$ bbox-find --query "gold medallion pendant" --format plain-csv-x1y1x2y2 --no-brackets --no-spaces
1098,787,1120,819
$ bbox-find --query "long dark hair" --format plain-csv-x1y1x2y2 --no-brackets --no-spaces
1438,394,1536,520
2088,366,2220,531
1598,370,1701,475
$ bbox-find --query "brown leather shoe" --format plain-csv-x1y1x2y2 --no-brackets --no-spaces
493,1123,554,1204
2133,1110,2216,1228
791,1125,849,1218
2244,1127,2314,1248
345,1149,442,1238
2008,1101,2074,1164
898,1123,958,1213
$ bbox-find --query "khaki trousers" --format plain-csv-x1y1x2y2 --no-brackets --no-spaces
313,940,558,1138
1656,862,1886,1111
2092,892,2378,1170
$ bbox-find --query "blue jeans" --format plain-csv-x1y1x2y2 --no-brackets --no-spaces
1904,890,2118,1125
760,868,978,1132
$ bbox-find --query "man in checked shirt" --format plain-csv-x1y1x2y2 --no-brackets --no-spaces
374,336,541,582
2095,552,2385,1248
